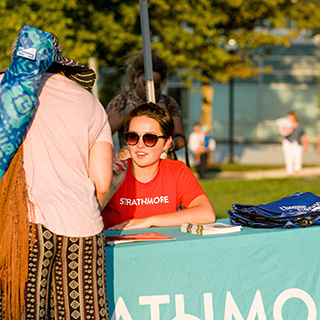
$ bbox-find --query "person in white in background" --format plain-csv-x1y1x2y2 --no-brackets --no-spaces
188,123,205,165
188,123,212,179
278,111,308,177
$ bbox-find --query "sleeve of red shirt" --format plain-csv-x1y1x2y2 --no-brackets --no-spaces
174,161,206,208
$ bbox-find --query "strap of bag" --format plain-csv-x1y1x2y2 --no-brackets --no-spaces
172,134,190,168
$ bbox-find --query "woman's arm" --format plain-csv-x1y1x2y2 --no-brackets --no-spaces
301,134,308,152
89,142,127,210
89,142,113,209
106,95,135,134
166,96,186,151
171,115,186,150
108,194,215,230
107,108,134,135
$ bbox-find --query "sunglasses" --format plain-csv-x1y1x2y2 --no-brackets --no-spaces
124,132,165,147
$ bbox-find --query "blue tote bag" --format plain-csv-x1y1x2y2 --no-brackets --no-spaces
227,192,320,229
0,25,53,179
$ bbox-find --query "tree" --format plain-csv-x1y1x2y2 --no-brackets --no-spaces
0,0,141,69
1,0,320,90
146,0,300,84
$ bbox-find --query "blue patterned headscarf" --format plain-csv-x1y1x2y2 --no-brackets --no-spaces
0,30,96,91
0,25,54,179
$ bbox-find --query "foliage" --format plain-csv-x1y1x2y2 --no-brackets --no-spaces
1,0,320,85
148,0,294,84
289,0,320,35
0,0,141,68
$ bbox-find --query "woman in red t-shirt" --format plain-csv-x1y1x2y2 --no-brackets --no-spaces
102,102,215,230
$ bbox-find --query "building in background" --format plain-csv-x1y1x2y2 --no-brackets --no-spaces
166,35,320,164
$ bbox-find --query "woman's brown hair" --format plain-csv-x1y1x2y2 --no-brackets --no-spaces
287,111,299,122
121,49,168,93
124,102,174,139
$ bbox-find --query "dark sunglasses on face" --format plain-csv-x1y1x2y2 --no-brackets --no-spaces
124,132,165,147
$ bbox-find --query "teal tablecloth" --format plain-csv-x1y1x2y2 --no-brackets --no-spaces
105,218,320,320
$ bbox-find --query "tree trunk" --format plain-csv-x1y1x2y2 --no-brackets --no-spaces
200,83,214,131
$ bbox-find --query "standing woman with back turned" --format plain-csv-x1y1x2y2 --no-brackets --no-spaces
0,26,126,319
105,49,186,161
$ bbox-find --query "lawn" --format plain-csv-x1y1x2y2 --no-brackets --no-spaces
200,176,320,219
205,163,317,172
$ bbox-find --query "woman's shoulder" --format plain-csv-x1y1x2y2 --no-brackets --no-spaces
160,159,190,172
162,94,178,106
159,160,199,189
161,95,182,116
106,93,127,111
297,123,305,130
110,91,136,100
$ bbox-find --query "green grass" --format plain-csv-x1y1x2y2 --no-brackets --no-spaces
191,163,318,174
206,163,284,172
200,176,320,219
205,163,318,172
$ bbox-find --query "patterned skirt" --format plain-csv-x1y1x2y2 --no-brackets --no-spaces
20,224,110,320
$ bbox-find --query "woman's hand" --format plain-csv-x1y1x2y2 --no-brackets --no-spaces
115,146,130,161
108,218,152,230
112,158,127,192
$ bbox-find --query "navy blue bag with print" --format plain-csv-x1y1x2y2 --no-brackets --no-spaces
227,192,320,229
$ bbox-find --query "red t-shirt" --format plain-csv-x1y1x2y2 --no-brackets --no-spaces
102,159,206,228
